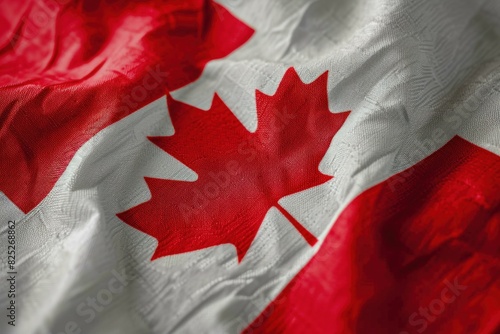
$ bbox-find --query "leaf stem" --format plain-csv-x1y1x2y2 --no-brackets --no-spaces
275,203,318,246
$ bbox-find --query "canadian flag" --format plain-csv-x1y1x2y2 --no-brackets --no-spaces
1,0,499,333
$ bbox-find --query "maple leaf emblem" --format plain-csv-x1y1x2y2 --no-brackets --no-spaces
117,68,350,262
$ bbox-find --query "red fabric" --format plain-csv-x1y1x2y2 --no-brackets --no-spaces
0,0,253,213
245,136,500,334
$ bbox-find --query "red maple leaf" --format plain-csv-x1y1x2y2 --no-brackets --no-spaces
117,68,350,261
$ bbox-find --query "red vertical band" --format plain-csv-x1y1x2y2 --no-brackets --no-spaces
245,136,500,334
